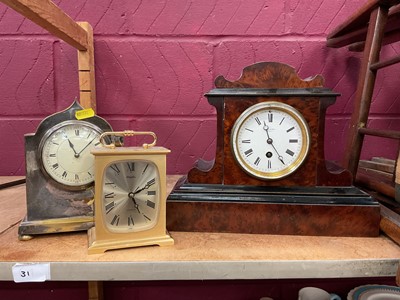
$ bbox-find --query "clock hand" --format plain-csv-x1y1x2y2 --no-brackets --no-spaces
264,122,285,165
263,122,271,140
133,198,141,214
127,179,156,213
77,137,97,156
132,180,155,195
269,143,285,165
128,192,141,213
67,138,79,158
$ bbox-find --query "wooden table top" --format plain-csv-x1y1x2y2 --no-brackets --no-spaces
0,176,400,281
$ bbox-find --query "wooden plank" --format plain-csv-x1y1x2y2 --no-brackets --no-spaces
326,0,381,40
0,0,88,50
397,265,400,286
359,167,394,180
0,178,25,190
381,205,400,246
77,22,96,111
79,72,92,91
349,27,400,52
371,54,400,70
359,127,400,139
88,281,103,300
396,149,400,184
0,184,26,234
327,1,400,48
0,176,25,188
356,168,395,198
327,27,370,49
359,159,395,174
395,151,400,202
372,157,396,165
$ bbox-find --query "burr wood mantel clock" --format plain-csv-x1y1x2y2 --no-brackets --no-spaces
88,131,173,254
19,100,113,239
167,62,380,237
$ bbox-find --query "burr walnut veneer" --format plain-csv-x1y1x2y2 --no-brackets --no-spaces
167,62,380,237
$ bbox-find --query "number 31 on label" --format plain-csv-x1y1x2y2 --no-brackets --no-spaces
12,263,51,283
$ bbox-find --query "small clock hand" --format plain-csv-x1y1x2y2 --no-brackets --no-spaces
263,122,271,139
128,192,141,213
67,138,79,158
133,198,141,213
264,122,285,165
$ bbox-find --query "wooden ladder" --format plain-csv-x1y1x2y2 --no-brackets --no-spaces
327,0,400,202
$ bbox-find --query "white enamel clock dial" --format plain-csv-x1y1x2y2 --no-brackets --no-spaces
102,160,160,233
231,101,310,180
40,120,102,188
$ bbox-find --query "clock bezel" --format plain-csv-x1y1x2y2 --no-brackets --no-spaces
38,119,103,190
101,159,161,233
231,101,311,180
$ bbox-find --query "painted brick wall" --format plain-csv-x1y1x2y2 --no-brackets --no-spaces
0,0,399,176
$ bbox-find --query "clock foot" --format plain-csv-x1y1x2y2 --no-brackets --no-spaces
88,227,174,254
18,215,94,237
18,234,33,241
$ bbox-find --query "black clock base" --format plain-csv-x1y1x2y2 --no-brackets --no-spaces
166,182,380,237
18,215,94,240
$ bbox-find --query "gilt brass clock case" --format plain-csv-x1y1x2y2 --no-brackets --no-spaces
88,131,174,254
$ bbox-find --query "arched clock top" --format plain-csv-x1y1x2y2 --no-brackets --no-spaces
214,62,325,89
19,99,114,238
187,61,349,187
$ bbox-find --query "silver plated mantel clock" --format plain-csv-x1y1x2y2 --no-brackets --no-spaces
19,100,113,239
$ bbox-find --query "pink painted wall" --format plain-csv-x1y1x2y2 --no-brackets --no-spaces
1,0,399,176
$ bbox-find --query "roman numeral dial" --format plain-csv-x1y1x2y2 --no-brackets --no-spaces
231,102,310,180
102,160,160,233
40,121,103,187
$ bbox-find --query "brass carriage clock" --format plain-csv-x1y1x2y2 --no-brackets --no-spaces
19,100,113,239
88,131,174,254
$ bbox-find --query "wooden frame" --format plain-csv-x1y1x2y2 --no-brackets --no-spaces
0,0,97,111
327,1,400,283
326,0,400,198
